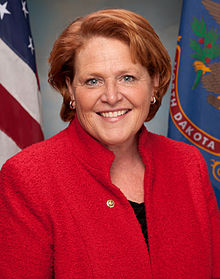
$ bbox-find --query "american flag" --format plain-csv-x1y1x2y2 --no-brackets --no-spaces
0,0,44,168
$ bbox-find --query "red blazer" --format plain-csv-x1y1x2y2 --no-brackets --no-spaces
0,117,220,279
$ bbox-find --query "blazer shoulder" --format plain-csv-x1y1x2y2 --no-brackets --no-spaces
0,127,74,202
148,132,199,156
0,127,77,192
145,132,209,176
2,128,70,170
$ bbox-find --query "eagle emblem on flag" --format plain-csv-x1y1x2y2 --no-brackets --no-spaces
190,0,220,110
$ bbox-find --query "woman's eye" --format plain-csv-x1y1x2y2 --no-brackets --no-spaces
84,78,104,88
85,78,99,86
122,75,135,82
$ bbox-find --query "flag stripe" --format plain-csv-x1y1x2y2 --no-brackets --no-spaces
0,83,43,149
0,130,21,168
0,38,41,123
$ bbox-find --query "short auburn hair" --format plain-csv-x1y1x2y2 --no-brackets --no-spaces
48,9,171,122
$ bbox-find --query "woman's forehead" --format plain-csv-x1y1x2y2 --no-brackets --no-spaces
74,37,148,77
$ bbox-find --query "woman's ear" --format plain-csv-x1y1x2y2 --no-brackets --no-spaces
151,74,159,100
153,74,159,89
65,77,75,98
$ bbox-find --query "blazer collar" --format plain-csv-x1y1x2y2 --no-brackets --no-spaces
66,116,152,186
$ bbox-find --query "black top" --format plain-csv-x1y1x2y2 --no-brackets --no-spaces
129,201,148,247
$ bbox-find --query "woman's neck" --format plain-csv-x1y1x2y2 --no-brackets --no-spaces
107,134,145,203
106,134,139,163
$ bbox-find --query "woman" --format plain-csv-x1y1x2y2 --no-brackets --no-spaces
0,9,219,279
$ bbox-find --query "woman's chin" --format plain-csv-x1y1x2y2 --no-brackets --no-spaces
95,131,136,149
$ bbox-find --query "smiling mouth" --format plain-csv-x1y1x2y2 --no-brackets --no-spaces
97,109,130,118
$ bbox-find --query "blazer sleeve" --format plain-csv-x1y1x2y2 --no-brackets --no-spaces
197,151,220,279
0,160,53,279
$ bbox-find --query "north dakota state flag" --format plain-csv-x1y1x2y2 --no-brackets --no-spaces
168,0,220,208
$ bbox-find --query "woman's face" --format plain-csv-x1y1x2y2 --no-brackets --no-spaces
67,36,158,148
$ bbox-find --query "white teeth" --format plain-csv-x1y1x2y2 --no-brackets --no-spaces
100,110,128,118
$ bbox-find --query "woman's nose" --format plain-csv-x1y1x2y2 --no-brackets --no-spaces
100,79,122,105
